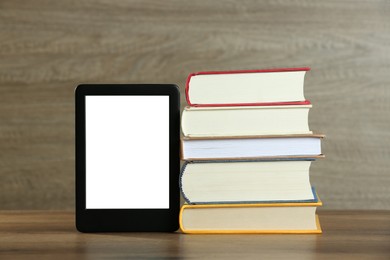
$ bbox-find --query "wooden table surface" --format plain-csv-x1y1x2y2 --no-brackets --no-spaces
0,211,389,259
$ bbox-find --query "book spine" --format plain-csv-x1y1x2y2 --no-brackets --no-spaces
179,161,192,204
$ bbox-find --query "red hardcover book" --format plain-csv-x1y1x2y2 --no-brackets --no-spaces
185,67,311,107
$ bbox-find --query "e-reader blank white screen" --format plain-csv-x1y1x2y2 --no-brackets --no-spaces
85,96,169,209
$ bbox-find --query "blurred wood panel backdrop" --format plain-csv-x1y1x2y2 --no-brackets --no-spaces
0,0,389,209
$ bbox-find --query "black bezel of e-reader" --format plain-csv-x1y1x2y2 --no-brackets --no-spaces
75,84,180,232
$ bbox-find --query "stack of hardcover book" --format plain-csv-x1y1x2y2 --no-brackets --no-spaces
179,68,324,234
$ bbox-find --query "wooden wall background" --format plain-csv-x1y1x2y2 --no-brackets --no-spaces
0,0,389,209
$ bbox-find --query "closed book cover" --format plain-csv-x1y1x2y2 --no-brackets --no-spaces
186,67,310,107
181,105,312,137
179,200,322,234
180,134,324,160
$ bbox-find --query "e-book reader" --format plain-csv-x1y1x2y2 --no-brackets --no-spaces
75,84,180,232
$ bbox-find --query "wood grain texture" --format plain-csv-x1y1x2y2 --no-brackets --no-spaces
0,210,389,259
0,0,389,209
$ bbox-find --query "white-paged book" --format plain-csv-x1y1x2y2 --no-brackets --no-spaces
186,68,309,106
181,105,312,138
180,160,318,204
180,134,324,160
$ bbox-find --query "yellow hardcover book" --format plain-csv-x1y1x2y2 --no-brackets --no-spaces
179,200,322,234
